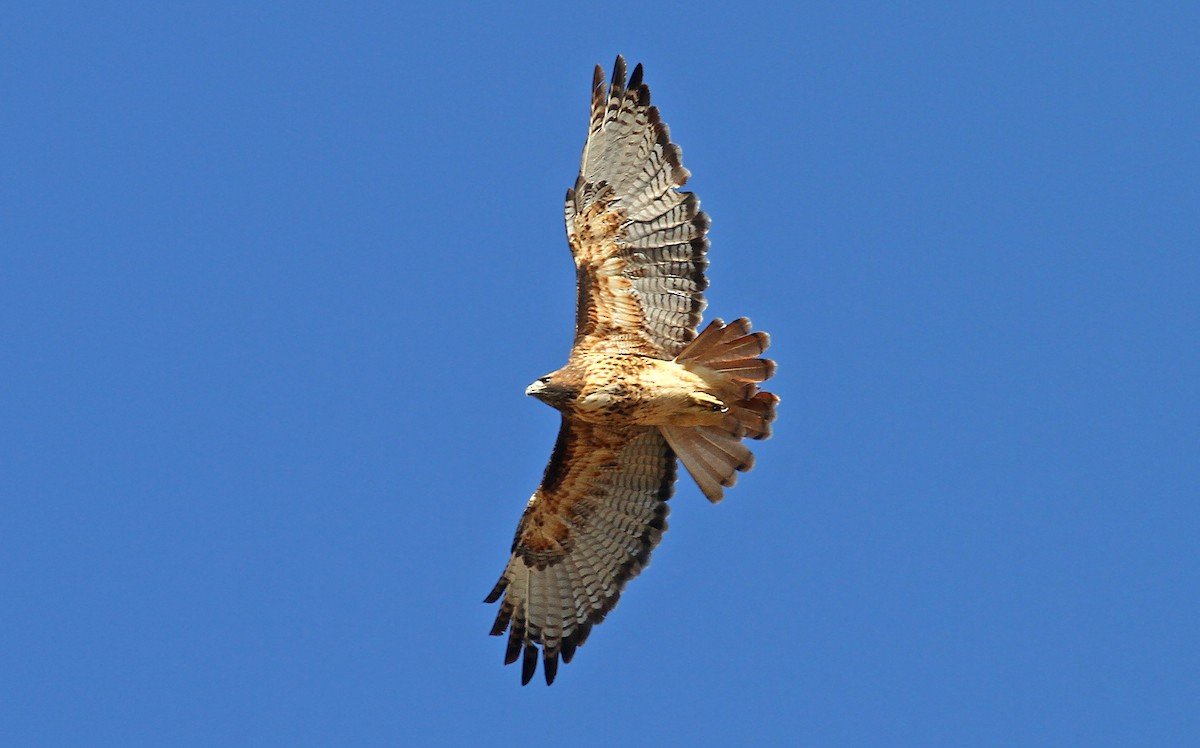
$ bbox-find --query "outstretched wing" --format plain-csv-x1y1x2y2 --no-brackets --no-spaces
565,56,709,358
485,418,676,685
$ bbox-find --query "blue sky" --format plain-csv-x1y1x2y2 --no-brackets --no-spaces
2,2,1197,745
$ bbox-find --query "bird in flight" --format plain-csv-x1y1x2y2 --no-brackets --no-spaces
485,56,778,685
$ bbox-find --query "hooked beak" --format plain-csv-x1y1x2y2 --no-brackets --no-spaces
525,380,547,398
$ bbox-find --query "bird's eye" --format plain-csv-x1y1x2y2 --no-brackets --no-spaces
539,376,552,384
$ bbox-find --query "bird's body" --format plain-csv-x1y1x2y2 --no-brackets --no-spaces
535,353,738,427
486,56,778,685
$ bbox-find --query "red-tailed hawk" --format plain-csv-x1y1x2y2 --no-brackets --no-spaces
485,56,778,685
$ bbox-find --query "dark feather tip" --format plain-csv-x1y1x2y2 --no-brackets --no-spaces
521,644,538,686
611,55,627,87
560,637,578,664
489,608,511,637
505,620,524,664
483,578,506,604
575,621,594,648
629,62,644,90
504,640,521,666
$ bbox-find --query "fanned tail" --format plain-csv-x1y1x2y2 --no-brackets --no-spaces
663,318,779,502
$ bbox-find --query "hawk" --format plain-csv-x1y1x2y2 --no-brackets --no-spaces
485,56,778,685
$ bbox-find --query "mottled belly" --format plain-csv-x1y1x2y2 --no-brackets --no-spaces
569,355,725,427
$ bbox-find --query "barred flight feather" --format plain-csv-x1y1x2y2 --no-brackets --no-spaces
566,57,709,358
486,420,675,684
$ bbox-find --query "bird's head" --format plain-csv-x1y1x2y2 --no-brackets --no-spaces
525,370,579,411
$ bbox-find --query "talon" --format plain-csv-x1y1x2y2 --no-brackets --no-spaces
691,392,728,413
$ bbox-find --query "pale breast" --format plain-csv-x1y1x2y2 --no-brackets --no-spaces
570,354,715,426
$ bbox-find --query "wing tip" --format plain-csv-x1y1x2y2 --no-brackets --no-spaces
543,649,560,685
521,644,538,685
483,576,507,604
560,636,578,664
612,54,627,85
488,597,513,636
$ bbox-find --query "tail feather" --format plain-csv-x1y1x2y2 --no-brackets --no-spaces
730,391,779,440
710,357,776,382
677,317,754,362
675,316,728,362
661,426,743,502
666,318,779,501
696,426,755,472
748,393,780,439
705,331,770,363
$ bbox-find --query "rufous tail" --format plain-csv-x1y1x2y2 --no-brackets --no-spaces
661,318,779,502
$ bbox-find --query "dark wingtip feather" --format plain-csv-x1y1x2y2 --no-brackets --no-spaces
635,83,651,107
505,618,524,665
483,577,506,604
629,62,644,90
612,55,627,85
488,602,513,636
543,650,559,685
575,621,594,648
560,636,578,664
521,644,538,686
